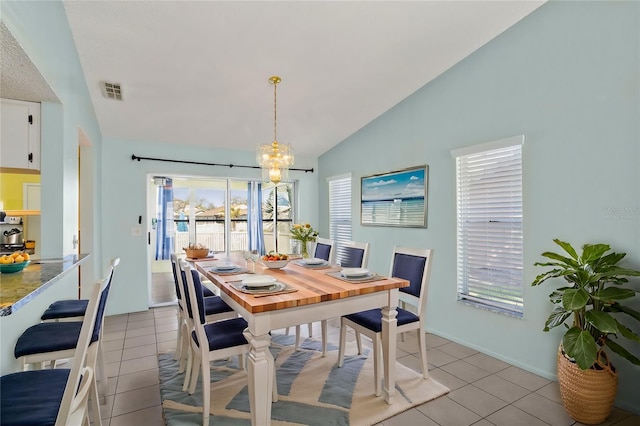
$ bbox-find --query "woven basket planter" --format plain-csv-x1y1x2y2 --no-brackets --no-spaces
557,346,618,425
183,248,209,259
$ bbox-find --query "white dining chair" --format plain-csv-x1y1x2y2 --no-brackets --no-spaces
174,256,237,391
337,247,433,397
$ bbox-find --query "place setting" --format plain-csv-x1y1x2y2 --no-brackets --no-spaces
207,261,250,276
327,267,386,283
229,274,297,297
293,257,332,269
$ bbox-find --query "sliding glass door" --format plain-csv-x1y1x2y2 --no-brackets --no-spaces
171,178,296,255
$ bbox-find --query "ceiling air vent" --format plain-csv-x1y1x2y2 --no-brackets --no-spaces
100,81,123,100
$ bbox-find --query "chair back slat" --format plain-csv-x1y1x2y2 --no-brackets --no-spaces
190,269,207,325
170,254,183,301
55,277,107,425
91,257,119,343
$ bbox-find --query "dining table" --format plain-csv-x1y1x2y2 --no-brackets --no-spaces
194,256,409,426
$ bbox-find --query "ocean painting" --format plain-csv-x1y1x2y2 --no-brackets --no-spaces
361,165,427,227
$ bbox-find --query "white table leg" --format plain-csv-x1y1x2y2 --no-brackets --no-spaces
380,291,399,404
243,330,273,426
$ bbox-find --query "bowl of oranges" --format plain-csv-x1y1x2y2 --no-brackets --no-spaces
0,251,31,273
260,252,289,269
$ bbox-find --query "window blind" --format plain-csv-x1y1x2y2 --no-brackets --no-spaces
328,175,352,265
454,138,524,317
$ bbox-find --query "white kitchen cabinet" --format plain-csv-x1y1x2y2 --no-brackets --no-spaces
0,99,40,171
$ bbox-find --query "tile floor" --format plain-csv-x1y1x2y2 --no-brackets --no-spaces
98,306,639,426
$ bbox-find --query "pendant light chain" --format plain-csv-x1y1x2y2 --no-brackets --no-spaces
273,78,278,143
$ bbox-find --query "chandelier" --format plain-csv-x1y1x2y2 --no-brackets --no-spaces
257,76,294,184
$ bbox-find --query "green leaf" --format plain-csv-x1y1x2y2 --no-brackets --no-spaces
562,288,589,311
614,320,640,343
544,308,572,331
563,328,598,370
585,311,618,334
593,287,636,302
598,252,626,268
604,338,640,366
540,251,578,268
581,244,610,263
605,266,640,277
553,239,578,260
532,269,565,286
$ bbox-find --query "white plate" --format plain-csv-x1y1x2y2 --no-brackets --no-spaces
242,275,277,288
213,264,236,271
341,268,369,278
238,282,287,294
303,258,325,265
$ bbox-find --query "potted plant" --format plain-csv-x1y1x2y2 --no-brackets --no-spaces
290,223,319,258
532,239,640,424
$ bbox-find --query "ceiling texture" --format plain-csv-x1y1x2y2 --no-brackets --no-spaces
10,1,546,158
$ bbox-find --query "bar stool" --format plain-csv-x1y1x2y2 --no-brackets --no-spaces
1,278,108,425
16,259,119,401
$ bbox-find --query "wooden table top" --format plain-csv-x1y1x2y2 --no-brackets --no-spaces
195,260,409,314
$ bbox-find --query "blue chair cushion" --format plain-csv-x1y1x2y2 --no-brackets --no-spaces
315,243,332,261
14,321,98,359
392,253,427,298
342,247,365,268
343,308,419,333
0,368,69,426
191,317,249,351
40,299,88,321
202,286,215,297
204,295,234,316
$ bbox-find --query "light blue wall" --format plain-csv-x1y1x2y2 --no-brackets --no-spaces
2,1,104,278
318,1,640,412
101,138,318,315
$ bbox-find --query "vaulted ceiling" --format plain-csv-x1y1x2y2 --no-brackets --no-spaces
6,1,546,158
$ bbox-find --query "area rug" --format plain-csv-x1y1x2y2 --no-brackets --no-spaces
159,334,449,425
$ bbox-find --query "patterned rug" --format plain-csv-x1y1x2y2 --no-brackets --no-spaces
159,334,449,425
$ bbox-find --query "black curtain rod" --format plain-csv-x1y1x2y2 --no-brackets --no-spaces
131,154,314,173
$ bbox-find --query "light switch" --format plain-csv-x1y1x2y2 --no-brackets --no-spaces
131,226,142,237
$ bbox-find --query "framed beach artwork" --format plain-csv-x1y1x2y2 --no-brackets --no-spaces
361,165,428,228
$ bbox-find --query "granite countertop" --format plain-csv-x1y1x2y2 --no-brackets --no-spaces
0,254,90,316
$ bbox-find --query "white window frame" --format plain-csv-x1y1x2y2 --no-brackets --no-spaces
327,174,352,265
452,135,524,318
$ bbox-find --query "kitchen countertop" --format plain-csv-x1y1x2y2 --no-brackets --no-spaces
0,254,90,316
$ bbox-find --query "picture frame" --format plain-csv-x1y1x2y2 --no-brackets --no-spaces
361,165,428,228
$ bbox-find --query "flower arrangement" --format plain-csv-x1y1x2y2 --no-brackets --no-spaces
290,223,319,258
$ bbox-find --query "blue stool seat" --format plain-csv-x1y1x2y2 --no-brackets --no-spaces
14,321,98,359
41,299,88,321
0,369,69,426
343,308,420,333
